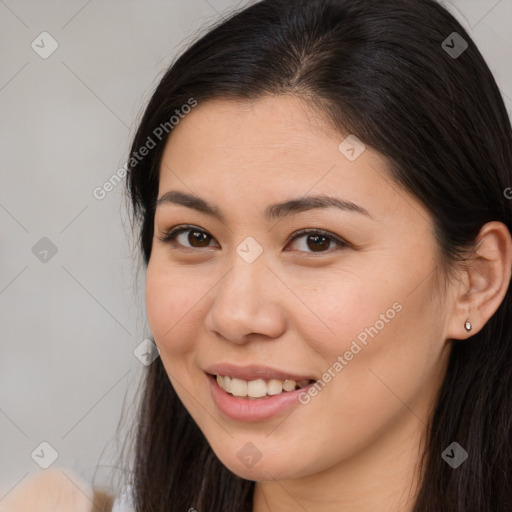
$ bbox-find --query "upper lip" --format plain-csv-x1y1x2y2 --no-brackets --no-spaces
205,363,316,382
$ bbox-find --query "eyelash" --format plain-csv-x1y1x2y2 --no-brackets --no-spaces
157,224,350,254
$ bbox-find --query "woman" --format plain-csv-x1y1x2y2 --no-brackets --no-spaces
124,0,512,509
7,0,511,510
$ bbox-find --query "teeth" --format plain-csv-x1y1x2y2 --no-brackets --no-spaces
267,379,283,395
247,379,267,397
223,375,232,393
216,375,233,394
283,379,296,392
215,375,311,397
230,377,247,397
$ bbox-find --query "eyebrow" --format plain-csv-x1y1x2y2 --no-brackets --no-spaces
155,190,372,222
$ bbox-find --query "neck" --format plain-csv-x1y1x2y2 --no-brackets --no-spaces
252,411,427,512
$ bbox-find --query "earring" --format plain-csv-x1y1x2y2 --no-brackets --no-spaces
464,319,472,332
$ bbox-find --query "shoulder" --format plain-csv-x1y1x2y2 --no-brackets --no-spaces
0,467,115,512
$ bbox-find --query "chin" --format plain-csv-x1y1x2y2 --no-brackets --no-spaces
225,461,291,482
213,448,305,482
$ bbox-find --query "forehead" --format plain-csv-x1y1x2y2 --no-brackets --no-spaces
156,95,424,228
163,95,341,160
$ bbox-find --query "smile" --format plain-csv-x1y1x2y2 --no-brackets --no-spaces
215,375,314,398
206,372,318,422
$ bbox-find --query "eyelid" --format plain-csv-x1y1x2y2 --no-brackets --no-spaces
157,224,350,253
287,228,349,251
157,224,219,248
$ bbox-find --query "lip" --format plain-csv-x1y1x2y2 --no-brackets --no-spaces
206,373,316,422
204,363,316,382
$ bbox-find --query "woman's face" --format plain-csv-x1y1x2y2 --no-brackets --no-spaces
145,95,453,482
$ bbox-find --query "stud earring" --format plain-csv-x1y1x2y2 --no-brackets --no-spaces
464,319,472,332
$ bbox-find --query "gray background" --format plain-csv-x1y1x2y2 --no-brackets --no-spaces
1,0,511,498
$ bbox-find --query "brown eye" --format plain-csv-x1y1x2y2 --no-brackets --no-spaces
306,234,330,252
185,230,212,248
158,226,217,249
287,229,349,253
158,226,348,254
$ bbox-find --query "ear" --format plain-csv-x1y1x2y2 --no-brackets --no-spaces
445,221,512,341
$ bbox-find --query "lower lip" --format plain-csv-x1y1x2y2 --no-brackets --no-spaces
207,373,315,422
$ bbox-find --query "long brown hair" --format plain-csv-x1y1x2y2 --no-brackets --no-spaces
119,0,512,510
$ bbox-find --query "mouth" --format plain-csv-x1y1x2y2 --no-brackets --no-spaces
208,373,316,400
206,368,318,421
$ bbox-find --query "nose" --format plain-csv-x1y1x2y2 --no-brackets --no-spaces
204,252,287,344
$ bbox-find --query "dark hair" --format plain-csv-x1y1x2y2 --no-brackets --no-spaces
122,0,512,510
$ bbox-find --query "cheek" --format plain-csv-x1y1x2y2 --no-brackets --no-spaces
306,244,439,364
299,262,438,397
316,280,442,437
145,260,203,399
145,258,198,351
291,270,396,361
145,262,171,341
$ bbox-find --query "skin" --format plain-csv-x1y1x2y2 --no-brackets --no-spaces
145,95,512,512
